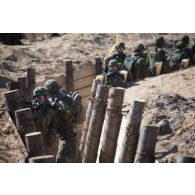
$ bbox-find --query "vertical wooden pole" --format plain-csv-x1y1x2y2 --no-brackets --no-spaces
99,87,125,163
119,100,145,163
95,57,103,75
6,81,19,91
15,108,36,144
29,155,55,163
82,84,110,163
25,132,45,157
134,125,158,163
79,79,102,160
3,89,23,124
27,67,36,100
17,76,29,101
65,60,74,92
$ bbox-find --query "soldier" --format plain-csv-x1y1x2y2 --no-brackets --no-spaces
181,35,193,64
124,44,146,81
191,39,195,64
146,36,170,76
32,87,56,151
104,42,127,73
104,59,124,87
168,41,190,71
44,79,77,163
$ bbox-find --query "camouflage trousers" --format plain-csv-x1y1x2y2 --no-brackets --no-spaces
56,138,77,163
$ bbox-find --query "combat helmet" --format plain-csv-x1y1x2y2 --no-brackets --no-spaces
116,42,125,50
134,44,145,52
33,87,47,98
44,79,60,95
108,59,120,69
155,36,165,47
175,41,184,49
181,35,190,46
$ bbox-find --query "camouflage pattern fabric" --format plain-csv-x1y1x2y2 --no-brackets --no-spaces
104,52,127,73
124,53,146,81
146,47,170,76
49,90,77,162
32,101,55,148
105,72,124,87
56,138,76,163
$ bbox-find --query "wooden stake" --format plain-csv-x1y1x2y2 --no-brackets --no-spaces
119,99,145,163
15,108,36,144
65,60,74,92
17,76,29,101
82,84,109,163
99,87,125,163
25,132,45,157
27,68,36,100
134,125,158,163
79,79,102,160
95,57,103,75
29,155,55,163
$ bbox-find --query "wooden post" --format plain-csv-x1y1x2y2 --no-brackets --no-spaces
6,81,19,91
95,57,102,75
65,60,74,92
3,89,23,124
15,108,36,144
99,87,125,163
17,76,29,101
176,155,195,163
82,84,110,163
29,155,55,163
25,132,45,157
134,125,158,163
119,99,145,163
79,79,102,160
27,68,36,100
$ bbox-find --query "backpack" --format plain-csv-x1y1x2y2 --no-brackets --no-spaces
49,90,85,124
124,55,140,81
68,91,86,124
168,50,183,69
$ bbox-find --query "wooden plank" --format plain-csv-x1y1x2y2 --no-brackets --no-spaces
78,86,91,98
82,96,90,106
74,74,95,90
73,66,96,80
36,80,45,87
54,74,66,85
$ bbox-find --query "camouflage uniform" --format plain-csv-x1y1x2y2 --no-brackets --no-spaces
44,80,77,163
104,42,127,73
32,87,56,149
104,59,124,87
181,35,193,64
146,36,170,76
124,44,146,81
168,41,190,71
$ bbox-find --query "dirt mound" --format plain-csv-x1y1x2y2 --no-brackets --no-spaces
0,94,27,163
142,92,195,162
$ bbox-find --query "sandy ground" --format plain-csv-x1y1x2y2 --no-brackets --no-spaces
0,33,195,162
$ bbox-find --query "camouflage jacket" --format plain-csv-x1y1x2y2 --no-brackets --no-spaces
146,47,170,74
32,101,55,135
49,90,76,140
105,71,124,87
104,52,127,73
